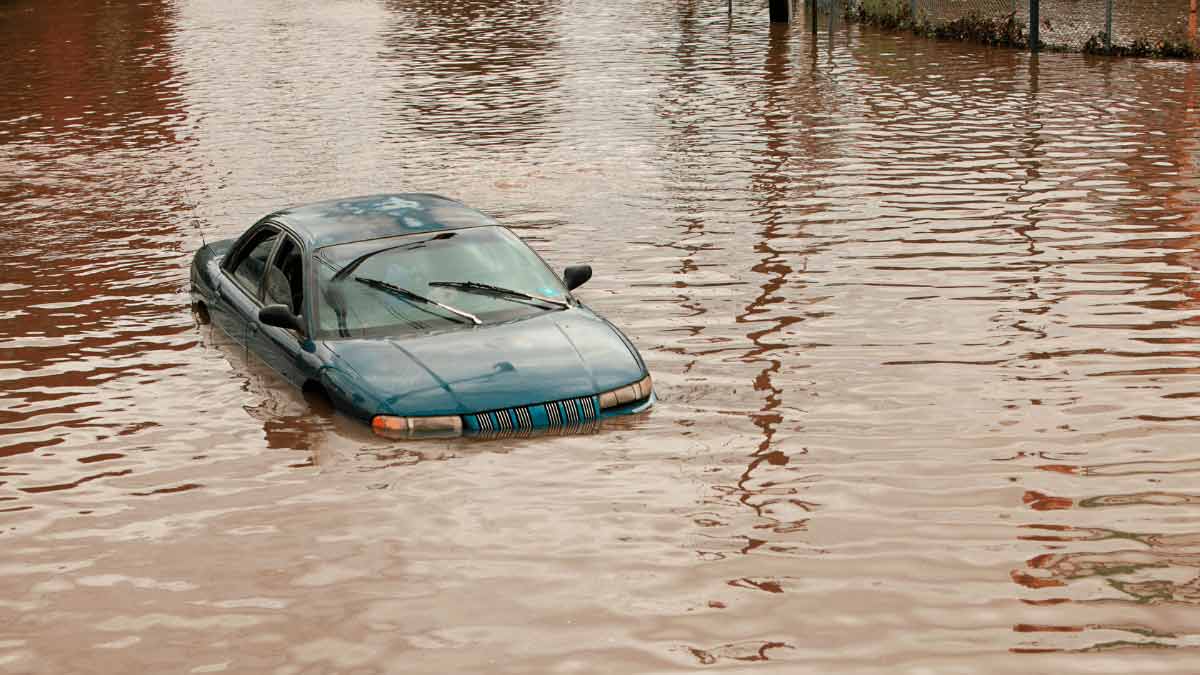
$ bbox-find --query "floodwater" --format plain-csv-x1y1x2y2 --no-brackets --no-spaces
2,0,1200,672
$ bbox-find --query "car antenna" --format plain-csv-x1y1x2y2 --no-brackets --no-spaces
181,183,207,247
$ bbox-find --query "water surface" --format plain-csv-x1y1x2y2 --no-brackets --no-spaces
2,0,1200,672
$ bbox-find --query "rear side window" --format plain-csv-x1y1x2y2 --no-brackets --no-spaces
231,228,280,299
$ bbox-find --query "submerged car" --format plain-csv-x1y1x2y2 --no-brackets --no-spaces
190,193,654,437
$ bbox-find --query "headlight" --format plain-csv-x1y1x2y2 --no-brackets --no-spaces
372,414,463,438
599,374,653,410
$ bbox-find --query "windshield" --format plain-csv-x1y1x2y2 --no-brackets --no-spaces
314,226,569,338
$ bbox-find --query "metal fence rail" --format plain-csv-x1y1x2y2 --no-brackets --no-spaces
839,0,1199,55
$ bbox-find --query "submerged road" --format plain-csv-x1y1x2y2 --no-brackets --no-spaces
2,0,1200,671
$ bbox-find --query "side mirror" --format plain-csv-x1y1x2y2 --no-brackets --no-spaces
563,265,592,291
259,303,304,334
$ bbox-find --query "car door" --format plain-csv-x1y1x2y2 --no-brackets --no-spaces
220,224,281,346
252,232,308,385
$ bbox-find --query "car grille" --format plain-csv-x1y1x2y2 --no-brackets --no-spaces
464,395,600,433
467,421,601,441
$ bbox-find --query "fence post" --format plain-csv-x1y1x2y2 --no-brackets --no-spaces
770,0,790,22
910,0,917,23
1029,0,1039,51
812,0,819,32
1104,0,1112,50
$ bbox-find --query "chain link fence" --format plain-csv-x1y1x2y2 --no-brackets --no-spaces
841,0,1199,55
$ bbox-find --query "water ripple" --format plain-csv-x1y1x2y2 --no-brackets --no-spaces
2,0,1200,671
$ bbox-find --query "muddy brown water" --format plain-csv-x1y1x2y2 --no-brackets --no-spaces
2,0,1200,672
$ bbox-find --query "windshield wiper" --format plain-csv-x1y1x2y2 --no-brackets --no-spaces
330,232,456,282
428,281,569,309
354,276,482,325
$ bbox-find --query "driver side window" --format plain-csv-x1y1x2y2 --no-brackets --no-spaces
230,227,280,299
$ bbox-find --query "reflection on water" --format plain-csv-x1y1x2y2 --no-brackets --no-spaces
3,0,1200,671
1013,454,1200,653
379,0,563,148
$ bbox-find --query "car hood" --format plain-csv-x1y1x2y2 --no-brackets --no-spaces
325,307,644,416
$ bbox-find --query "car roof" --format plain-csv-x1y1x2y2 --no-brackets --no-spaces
270,193,501,249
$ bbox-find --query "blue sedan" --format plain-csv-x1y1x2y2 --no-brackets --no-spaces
190,193,654,438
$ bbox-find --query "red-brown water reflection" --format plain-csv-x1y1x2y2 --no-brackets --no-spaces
3,0,1200,672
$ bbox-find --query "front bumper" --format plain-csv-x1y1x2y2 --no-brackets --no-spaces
372,388,655,439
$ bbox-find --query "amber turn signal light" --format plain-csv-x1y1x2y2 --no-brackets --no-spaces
372,415,463,438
